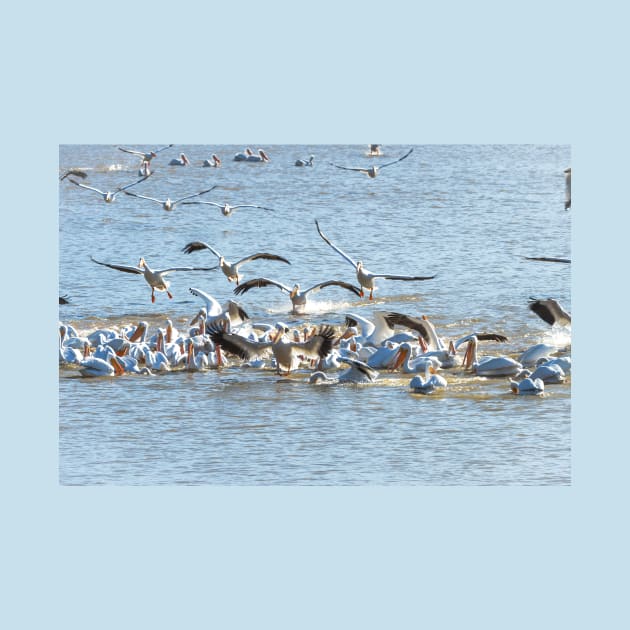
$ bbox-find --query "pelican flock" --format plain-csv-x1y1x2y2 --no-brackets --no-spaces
60,145,570,407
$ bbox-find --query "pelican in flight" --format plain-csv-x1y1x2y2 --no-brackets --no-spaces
233,277,362,314
124,185,216,211
315,219,436,299
202,154,221,167
181,200,275,216
169,153,190,166
182,241,290,285
208,322,336,375
528,298,571,326
67,173,150,202
118,144,173,163
329,147,413,178
90,256,214,303
295,155,314,167
564,167,571,210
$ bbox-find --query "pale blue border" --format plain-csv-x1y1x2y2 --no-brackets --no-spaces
4,2,625,629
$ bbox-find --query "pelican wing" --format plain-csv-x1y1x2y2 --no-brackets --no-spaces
180,200,223,208
207,325,273,361
117,147,144,157
173,186,217,204
297,325,337,360
234,252,291,267
60,169,88,181
59,295,71,304
528,298,571,326
379,147,414,169
156,265,216,275
189,287,222,316
475,332,509,343
303,280,362,297
182,241,222,258
371,273,436,281
231,204,276,211
328,162,366,173
338,356,379,382
90,256,143,274
69,180,104,194
153,144,174,154
315,219,358,268
233,277,292,296
383,312,431,343
115,174,151,193
524,256,571,264
123,190,163,203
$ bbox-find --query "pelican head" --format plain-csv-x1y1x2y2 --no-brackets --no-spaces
138,257,147,269
150,151,157,158
259,149,269,161
356,261,363,271
290,284,300,298
222,204,232,216
180,153,190,165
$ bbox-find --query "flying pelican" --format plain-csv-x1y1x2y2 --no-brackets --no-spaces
315,219,435,299
202,154,222,167
295,155,314,167
90,256,214,303
67,173,150,202
329,147,413,178
59,169,88,181
528,298,571,326
169,153,190,166
181,241,290,285
207,322,336,375
309,357,379,384
233,277,362,314
180,200,275,216
564,167,571,209
124,185,216,211
117,144,173,163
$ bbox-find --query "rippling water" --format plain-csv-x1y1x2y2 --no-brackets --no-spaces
59,144,571,485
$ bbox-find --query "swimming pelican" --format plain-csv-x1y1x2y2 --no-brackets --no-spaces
208,322,336,375
90,256,214,303
409,364,448,394
509,377,545,395
233,148,254,161
202,154,222,167
246,149,270,162
528,362,566,384
118,144,173,163
461,335,523,377
79,355,125,377
367,144,382,156
329,147,413,178
315,220,435,299
67,173,150,202
124,185,216,211
168,153,190,166
295,155,314,167
181,199,275,216
564,167,571,209
528,298,571,326
233,277,362,314
310,357,379,384
518,343,558,367
181,241,290,285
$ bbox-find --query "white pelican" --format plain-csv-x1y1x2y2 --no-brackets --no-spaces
67,173,150,202
329,147,413,178
518,343,557,367
528,298,571,326
208,322,336,375
188,287,250,328
181,241,290,285
124,185,216,211
246,149,270,162
295,155,314,167
390,342,441,373
564,167,571,210
59,169,88,181
233,148,254,161
509,377,545,395
233,277,362,315
79,355,125,377
315,220,436,299
537,356,571,375
185,338,209,371
310,357,379,384
202,154,222,167
118,144,173,163
168,153,190,166
409,365,448,394
367,144,382,156
461,335,523,377
59,326,83,365
528,363,566,384
90,256,214,303
180,199,275,216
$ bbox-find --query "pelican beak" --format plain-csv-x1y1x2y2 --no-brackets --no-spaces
418,336,428,353
392,346,408,370
429,365,437,375
110,356,125,376
448,340,456,355
462,341,472,368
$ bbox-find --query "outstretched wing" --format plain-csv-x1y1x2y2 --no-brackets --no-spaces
475,332,509,343
338,356,379,382
182,241,222,259
69,179,104,194
156,265,216,275
383,312,432,344
173,186,217,204
115,174,151,193
371,273,436,281
314,219,358,268
297,325,337,360
153,144,174,154
207,324,273,361
379,147,414,169
528,298,571,326
328,162,366,173
303,280,362,297
524,256,571,264
60,169,88,181
90,256,143,274
234,252,291,267
180,200,222,208
231,204,276,211
117,147,144,157
233,277,292,296
189,287,222,316
123,190,163,203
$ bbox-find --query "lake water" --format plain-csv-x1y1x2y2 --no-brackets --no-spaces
59,144,571,485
